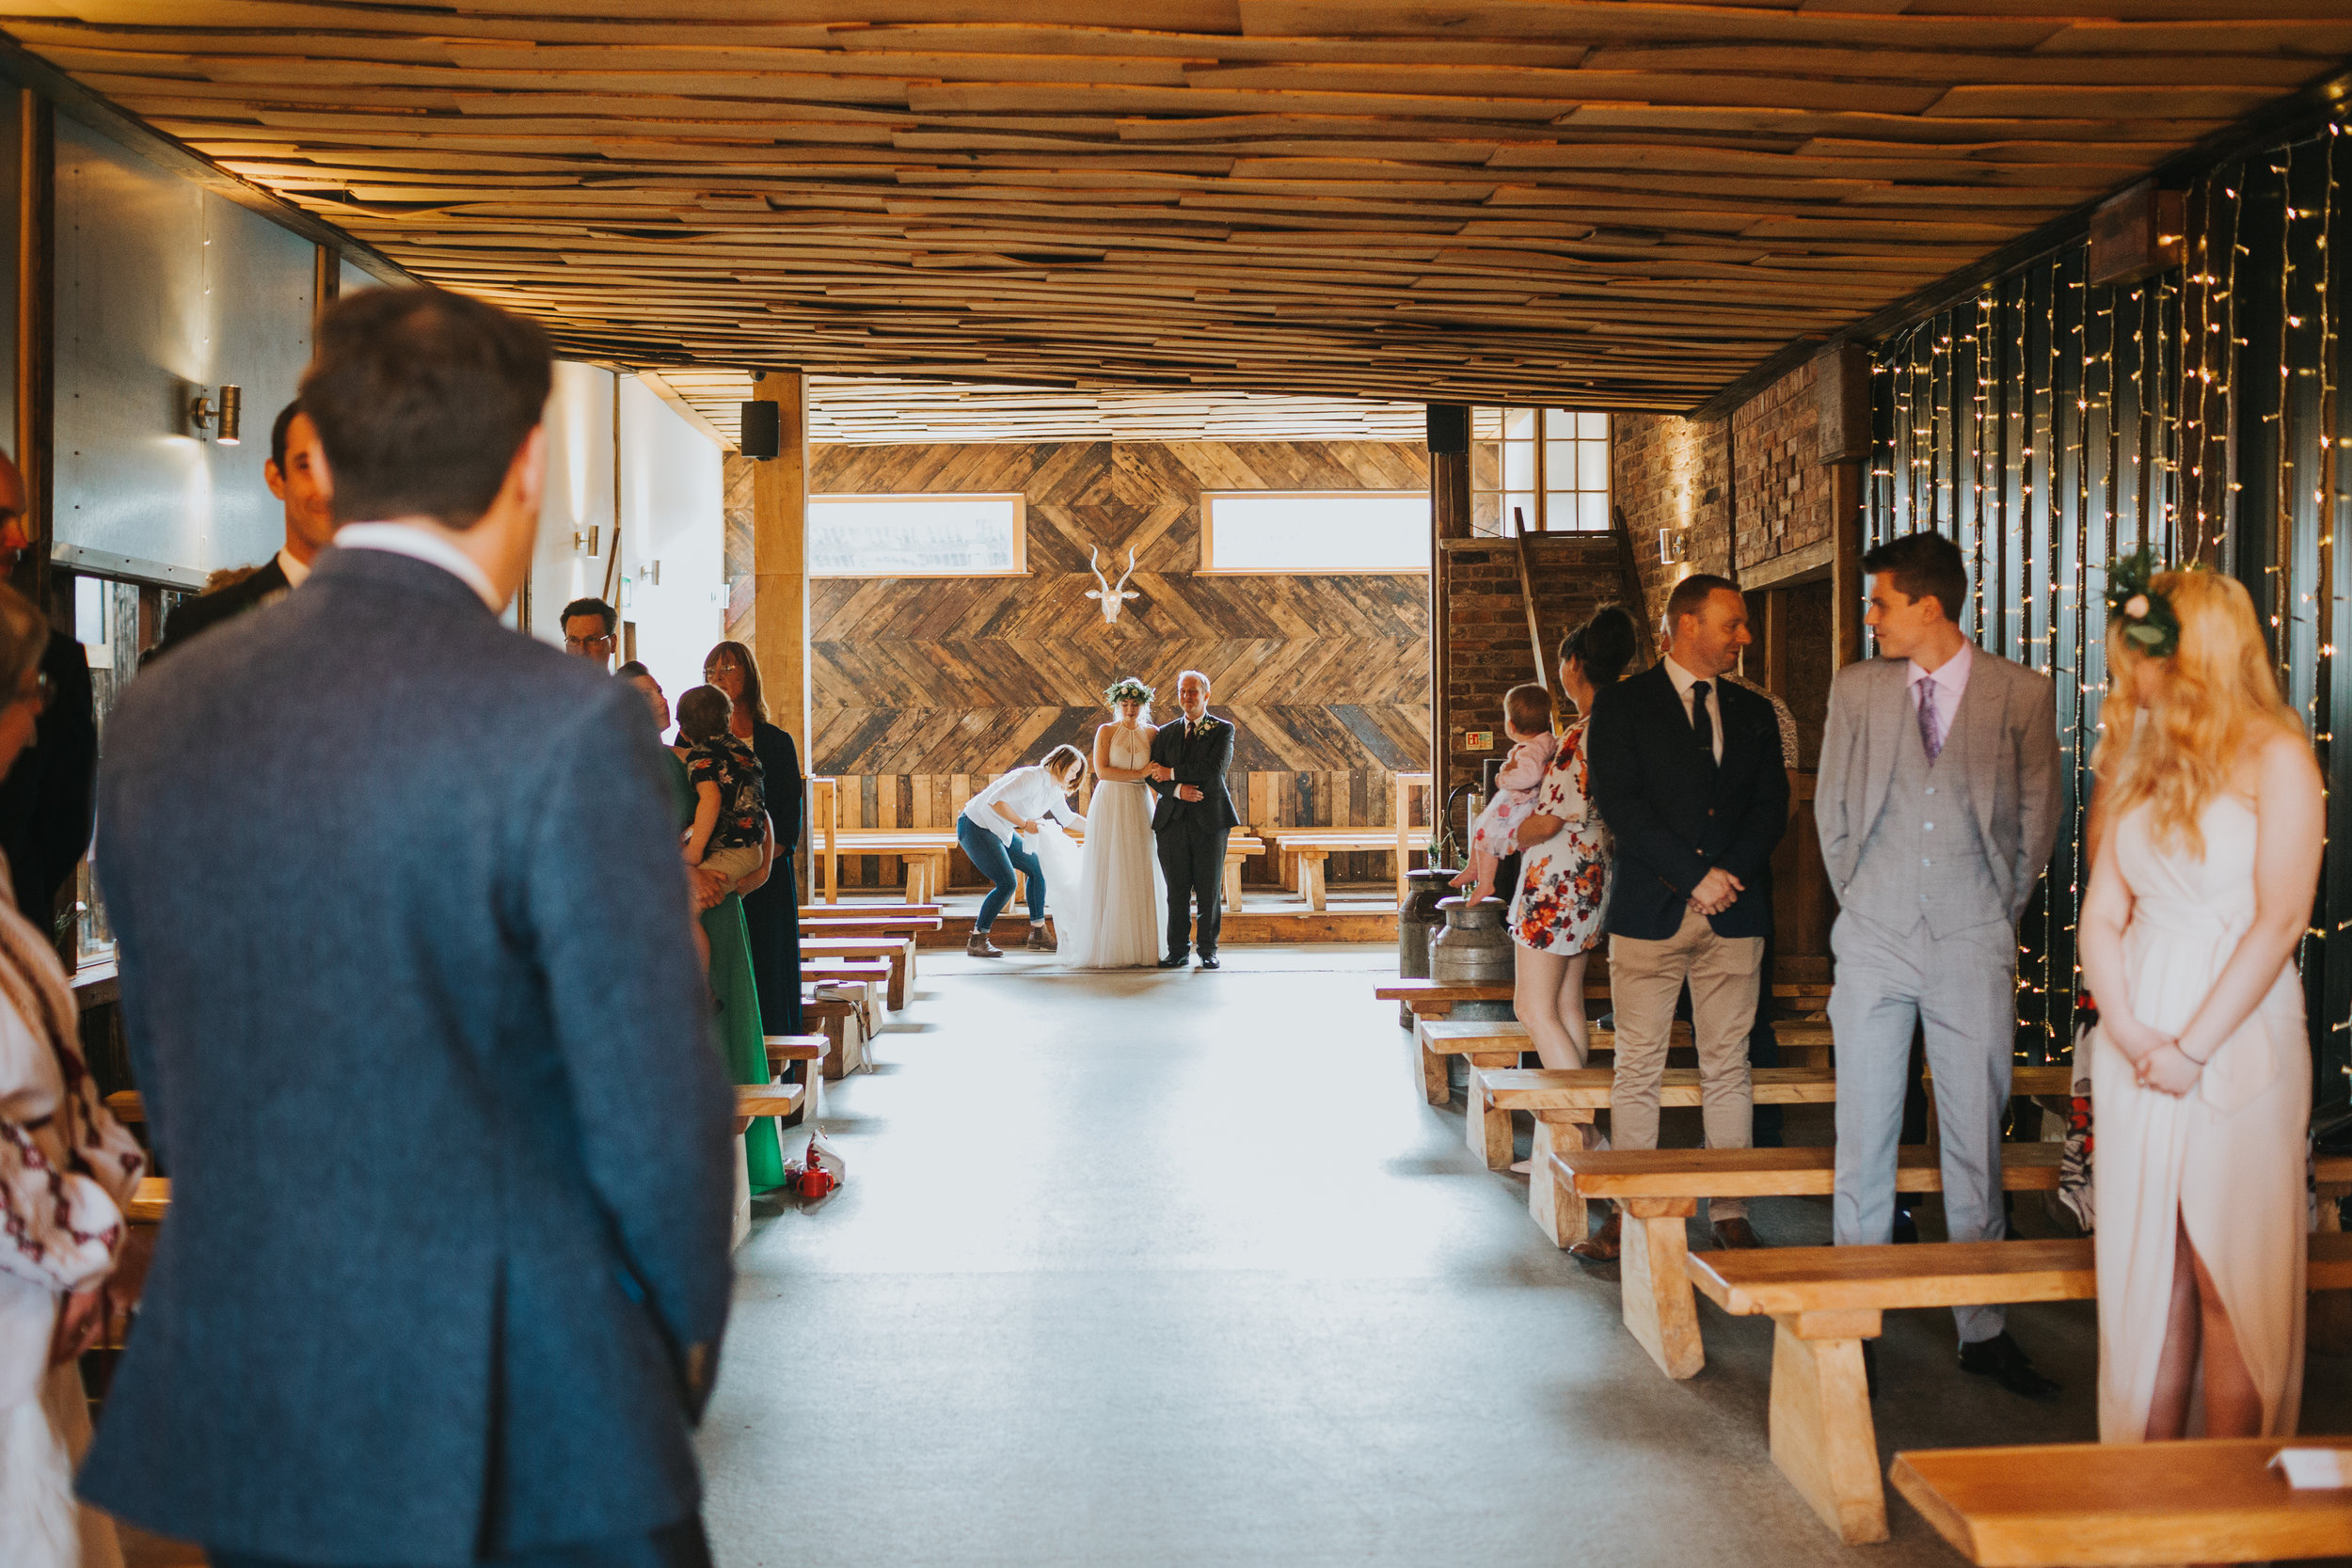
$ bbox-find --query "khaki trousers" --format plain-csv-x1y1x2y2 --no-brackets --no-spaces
1606,905,1764,1221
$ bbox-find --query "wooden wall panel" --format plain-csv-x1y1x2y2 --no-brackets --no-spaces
809,438,1431,794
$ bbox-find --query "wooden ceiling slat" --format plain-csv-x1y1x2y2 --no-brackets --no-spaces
8,2,2336,408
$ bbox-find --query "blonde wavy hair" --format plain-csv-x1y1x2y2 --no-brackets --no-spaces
2091,568,2299,855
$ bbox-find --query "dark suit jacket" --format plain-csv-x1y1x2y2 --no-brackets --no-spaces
1585,660,1789,942
1147,714,1241,833
149,555,291,662
0,626,95,923
83,547,736,1564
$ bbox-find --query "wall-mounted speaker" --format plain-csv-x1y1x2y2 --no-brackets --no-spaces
1425,404,1470,456
739,401,782,460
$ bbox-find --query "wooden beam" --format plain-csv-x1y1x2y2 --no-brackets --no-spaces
749,368,812,870
12,87,48,613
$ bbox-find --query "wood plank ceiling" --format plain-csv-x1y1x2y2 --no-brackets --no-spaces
7,3,2347,411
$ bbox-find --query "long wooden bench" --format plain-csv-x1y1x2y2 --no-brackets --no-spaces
1264,827,1430,911
1687,1231,2352,1544
1558,1143,2067,1381
1891,1435,2352,1566
1422,1017,1836,1110
1472,1066,1840,1247
1378,976,1836,1023
732,1079,807,1133
800,991,866,1078
818,828,1266,909
802,957,891,1034
803,934,916,1010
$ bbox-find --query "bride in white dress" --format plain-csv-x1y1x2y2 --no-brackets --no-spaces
2079,562,2320,1445
1034,680,1167,968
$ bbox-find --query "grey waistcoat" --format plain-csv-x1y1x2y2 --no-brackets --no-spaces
1839,699,2008,938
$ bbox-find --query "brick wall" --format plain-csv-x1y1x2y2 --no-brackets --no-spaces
1613,411,1730,634
1731,355,1836,575
1438,533,1627,804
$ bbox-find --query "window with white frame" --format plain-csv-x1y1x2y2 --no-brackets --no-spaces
1471,408,1610,535
807,493,1026,577
1199,491,1431,573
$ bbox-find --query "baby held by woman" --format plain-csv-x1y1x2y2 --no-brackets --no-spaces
1453,683,1556,903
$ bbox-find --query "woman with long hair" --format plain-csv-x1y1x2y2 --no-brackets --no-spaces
2078,560,2319,1443
957,745,1089,957
1032,680,1166,968
703,641,804,1035
0,581,146,1567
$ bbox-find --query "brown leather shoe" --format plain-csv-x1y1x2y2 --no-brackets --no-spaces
966,931,1003,958
1025,924,1057,951
1568,1209,1621,1262
1711,1217,1763,1250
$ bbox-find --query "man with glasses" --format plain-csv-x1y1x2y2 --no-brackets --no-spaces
562,595,618,666
0,448,97,941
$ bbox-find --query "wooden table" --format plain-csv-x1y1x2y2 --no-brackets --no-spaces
1891,1437,2352,1565
1266,826,1432,911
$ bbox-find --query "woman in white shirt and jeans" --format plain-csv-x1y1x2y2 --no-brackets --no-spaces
959,744,1089,957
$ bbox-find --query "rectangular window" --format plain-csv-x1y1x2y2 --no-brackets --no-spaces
807,493,1026,577
1470,408,1610,535
1199,492,1431,574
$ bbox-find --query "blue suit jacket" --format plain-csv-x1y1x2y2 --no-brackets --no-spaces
82,546,736,1563
1585,660,1788,942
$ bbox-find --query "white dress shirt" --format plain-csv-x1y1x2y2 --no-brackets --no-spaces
1661,655,1724,764
961,766,1086,847
275,546,312,590
1907,640,1974,754
332,523,502,611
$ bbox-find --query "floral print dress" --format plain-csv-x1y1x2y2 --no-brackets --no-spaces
1508,718,1613,956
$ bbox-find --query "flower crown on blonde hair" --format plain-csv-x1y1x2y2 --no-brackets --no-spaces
2106,546,2183,658
1104,676,1155,705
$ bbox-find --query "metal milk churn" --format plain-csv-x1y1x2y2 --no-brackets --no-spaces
1429,895,1515,1021
1397,868,1458,1025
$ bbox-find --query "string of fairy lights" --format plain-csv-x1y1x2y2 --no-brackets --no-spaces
1864,113,2351,1088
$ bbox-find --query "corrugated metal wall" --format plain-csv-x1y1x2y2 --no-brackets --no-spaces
1867,118,2351,1114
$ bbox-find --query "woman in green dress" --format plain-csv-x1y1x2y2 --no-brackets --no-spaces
621,662,787,1194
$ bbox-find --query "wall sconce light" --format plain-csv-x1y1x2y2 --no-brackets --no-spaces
191,384,242,445
1659,527,1688,564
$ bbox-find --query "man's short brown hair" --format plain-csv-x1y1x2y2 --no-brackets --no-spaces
1664,572,1741,635
300,287,552,531
1503,683,1553,736
1860,531,1968,625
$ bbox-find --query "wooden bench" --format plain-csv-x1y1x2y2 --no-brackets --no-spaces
1377,976,1836,1023
803,934,916,1010
127,1176,169,1224
732,1079,807,1133
802,957,891,1033
1422,1018,1836,1109
817,831,958,902
1891,1435,2352,1566
1472,1067,1840,1247
1266,827,1431,911
800,991,866,1078
1686,1232,2352,1544
1558,1143,2066,1381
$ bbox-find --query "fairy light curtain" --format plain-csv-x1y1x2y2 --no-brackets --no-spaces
1866,118,2351,1109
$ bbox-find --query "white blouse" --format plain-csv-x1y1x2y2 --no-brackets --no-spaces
961,766,1085,847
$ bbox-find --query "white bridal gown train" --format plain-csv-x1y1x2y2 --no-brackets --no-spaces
1032,725,1165,968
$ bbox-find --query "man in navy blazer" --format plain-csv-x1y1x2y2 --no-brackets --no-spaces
83,289,736,1567
1585,574,1788,1255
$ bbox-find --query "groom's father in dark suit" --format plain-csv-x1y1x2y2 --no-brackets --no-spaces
1146,669,1240,970
1587,574,1788,1256
84,288,736,1567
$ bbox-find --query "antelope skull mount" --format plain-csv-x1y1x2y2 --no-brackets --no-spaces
1085,546,1141,624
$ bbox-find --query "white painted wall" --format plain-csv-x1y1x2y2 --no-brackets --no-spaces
528,360,618,644
616,374,723,701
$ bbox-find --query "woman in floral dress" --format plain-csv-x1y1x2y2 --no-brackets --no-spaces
1509,604,1639,1069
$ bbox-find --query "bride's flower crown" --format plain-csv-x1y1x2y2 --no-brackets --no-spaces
2106,546,2185,659
1104,677,1155,705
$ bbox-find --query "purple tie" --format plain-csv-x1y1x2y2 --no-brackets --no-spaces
1916,678,1942,762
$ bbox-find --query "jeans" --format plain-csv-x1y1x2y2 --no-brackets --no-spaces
959,815,1042,930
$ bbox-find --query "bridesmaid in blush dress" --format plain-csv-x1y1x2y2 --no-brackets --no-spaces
2078,562,2321,1443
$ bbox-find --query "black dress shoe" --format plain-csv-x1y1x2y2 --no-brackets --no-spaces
1198,956,1220,970
1156,955,1189,969
1958,1332,2061,1401
1891,1205,1919,1245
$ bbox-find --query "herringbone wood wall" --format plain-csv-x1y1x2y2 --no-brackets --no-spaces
796,437,1431,888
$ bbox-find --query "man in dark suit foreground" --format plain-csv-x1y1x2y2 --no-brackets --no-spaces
84,288,736,1567
150,398,341,660
1584,574,1788,1258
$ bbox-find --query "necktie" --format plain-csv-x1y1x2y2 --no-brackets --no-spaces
1916,678,1942,762
1689,680,1714,766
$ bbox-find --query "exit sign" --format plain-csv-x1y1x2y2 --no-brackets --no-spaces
1464,730,1495,751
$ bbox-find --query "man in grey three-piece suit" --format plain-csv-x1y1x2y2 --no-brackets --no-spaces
83,288,737,1566
1817,530,2062,1399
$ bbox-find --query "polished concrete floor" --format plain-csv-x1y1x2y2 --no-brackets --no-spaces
701,945,2345,1568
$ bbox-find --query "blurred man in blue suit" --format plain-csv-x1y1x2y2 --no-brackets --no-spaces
83,287,736,1568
